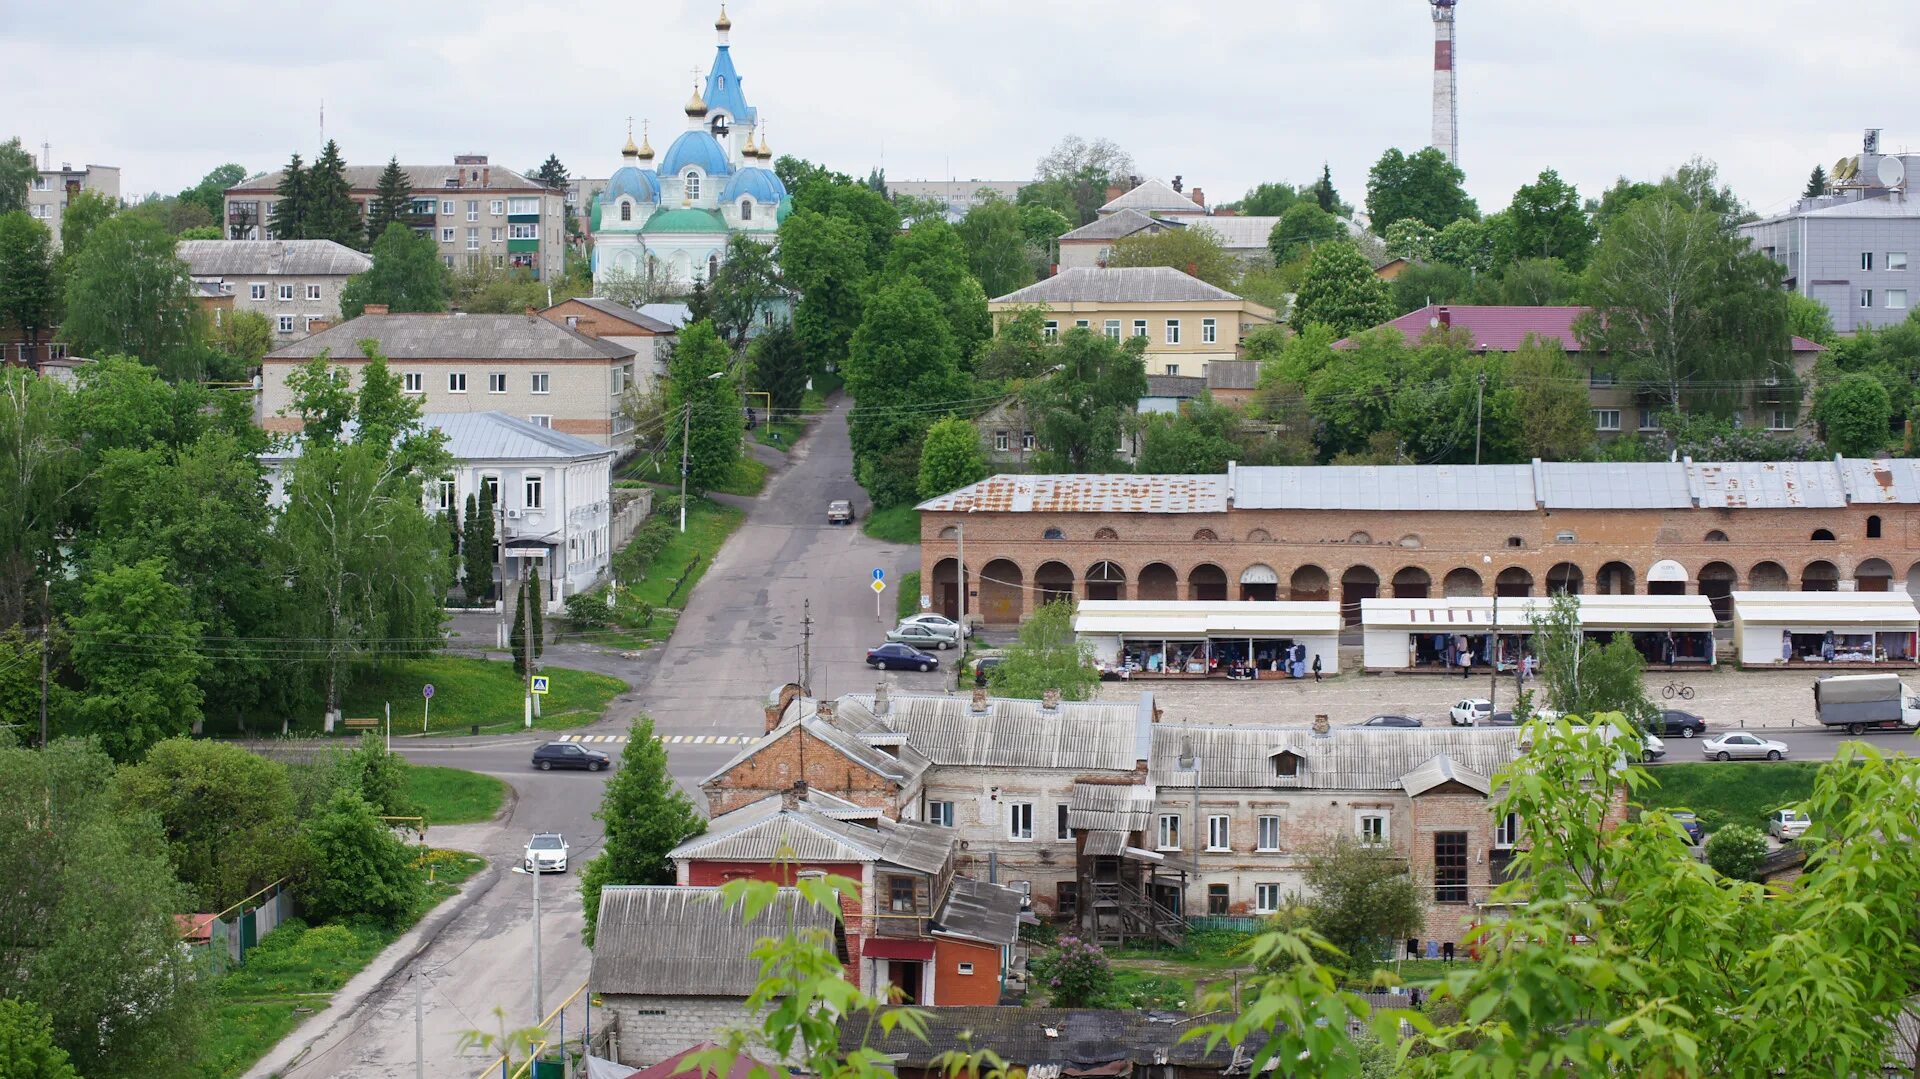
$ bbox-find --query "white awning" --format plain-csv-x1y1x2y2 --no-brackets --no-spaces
1239,563,1279,585
1731,590,1920,627
1362,595,1715,631
1074,600,1341,638
1648,559,1688,583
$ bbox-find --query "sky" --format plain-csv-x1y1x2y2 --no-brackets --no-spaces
11,0,1919,221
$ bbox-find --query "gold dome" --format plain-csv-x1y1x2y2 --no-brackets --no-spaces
740,127,759,158
621,120,639,157
715,4,731,31
755,127,771,160
685,84,708,116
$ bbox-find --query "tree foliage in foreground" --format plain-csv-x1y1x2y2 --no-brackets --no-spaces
988,599,1098,701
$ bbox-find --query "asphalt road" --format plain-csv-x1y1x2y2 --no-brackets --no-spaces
1651,724,1916,764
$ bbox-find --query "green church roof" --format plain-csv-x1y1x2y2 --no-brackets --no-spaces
641,207,728,235
775,197,795,224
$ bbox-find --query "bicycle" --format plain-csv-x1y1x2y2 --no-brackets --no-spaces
1661,680,1695,701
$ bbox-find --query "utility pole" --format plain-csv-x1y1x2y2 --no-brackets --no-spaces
678,403,691,533
1489,588,1500,707
1473,370,1486,466
38,578,50,748
522,562,535,729
799,599,813,696
956,523,967,635
531,861,545,1024
413,972,425,1079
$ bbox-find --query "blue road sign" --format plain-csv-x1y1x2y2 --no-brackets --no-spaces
872,568,885,581
422,683,435,699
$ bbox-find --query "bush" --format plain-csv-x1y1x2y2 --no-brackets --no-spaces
1705,823,1769,882
612,496,683,581
338,731,416,819
1032,935,1111,1007
565,591,613,630
299,788,424,927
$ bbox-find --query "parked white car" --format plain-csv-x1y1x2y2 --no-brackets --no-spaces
1700,732,1789,762
524,832,569,873
1767,808,1811,841
1449,698,1494,726
898,613,972,639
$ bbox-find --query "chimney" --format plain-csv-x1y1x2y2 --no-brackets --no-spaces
1042,688,1061,711
1105,183,1125,204
1191,187,1205,207
781,779,808,812
1185,261,1198,278
1312,714,1331,737
817,700,835,718
483,166,491,186
306,317,333,335
1171,175,1183,193
970,687,989,713
525,306,538,318
874,682,891,716
1437,306,1451,329
362,303,389,315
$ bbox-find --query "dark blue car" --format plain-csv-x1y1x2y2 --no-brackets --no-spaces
868,643,938,672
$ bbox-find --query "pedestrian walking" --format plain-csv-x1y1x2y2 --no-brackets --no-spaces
1311,654,1322,683
1460,648,1473,679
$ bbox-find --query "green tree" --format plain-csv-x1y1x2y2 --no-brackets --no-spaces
1023,327,1147,472
1033,134,1137,224
988,598,1098,700
1388,261,1474,314
269,151,308,239
1017,201,1074,271
1290,240,1392,337
1365,146,1477,233
1235,180,1303,217
1786,292,1837,346
341,221,450,317
884,218,991,356
55,192,116,271
1492,256,1581,306
112,737,299,908
843,278,969,499
1312,163,1346,214
1382,217,1436,262
1704,823,1768,881
1300,836,1425,974
1431,216,1493,272
0,138,35,215
61,215,198,378
178,162,247,226
916,415,988,500
709,231,784,351
300,786,424,927
532,154,569,191
1108,224,1238,289
365,157,413,244
462,488,496,602
1499,169,1597,271
1814,371,1893,456
791,175,899,274
975,306,1051,381
509,567,547,677
778,208,868,366
1528,591,1657,731
0,999,78,1079
746,320,808,410
1269,201,1343,265
955,196,1032,299
338,728,417,817
66,558,205,760
0,371,76,628
1509,333,1591,460
1803,164,1828,199
1137,395,1239,473
211,307,275,365
0,211,58,353
580,714,706,946
665,320,743,495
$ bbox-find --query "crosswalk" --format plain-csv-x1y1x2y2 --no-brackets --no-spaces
555,733,756,746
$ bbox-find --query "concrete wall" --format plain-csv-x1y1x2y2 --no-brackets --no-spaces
988,300,1274,378
1743,206,1920,332
220,273,357,340
260,353,627,445
600,993,754,1067
922,764,1140,917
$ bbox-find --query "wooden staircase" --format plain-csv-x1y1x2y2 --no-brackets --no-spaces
1089,878,1186,947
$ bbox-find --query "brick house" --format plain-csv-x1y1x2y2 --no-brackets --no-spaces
538,297,678,397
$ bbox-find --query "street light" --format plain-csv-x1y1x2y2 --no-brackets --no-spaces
1178,737,1199,916
1484,555,1497,705
511,862,545,1024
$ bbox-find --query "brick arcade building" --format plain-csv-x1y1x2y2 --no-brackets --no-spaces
915,459,1920,628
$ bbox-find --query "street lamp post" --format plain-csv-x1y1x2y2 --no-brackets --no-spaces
1484,555,1497,706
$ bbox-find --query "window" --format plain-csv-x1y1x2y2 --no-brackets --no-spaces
684,171,701,200
1638,407,1659,431
1166,319,1181,344
1506,535,1523,548
957,962,975,975
277,315,295,333
1022,431,1034,451
524,474,543,509
1132,319,1148,338
928,801,954,827
492,254,505,268
1074,319,1090,329
1255,883,1282,913
466,200,479,221
1769,410,1793,431
403,372,423,393
1057,882,1079,916
1043,527,1065,540
1274,752,1298,778
1096,246,1111,264
482,475,500,503
1206,815,1230,851
1861,289,1875,308
32,175,47,190
1202,317,1217,344
1889,289,1909,310
1593,409,1621,431
249,283,267,300
1359,814,1386,845
707,254,719,281
1207,884,1230,915
889,876,917,914
1812,528,1835,541
448,372,467,393
528,414,552,428
1042,320,1058,341
1157,814,1181,850
1257,815,1281,851
1705,529,1729,542
304,315,322,331
441,200,455,215
993,430,1008,452
1103,319,1121,341
508,197,539,214
1008,802,1034,841
436,478,456,511
1495,812,1519,848
1435,832,1468,903
488,372,507,393
1057,804,1072,841
305,283,322,301
443,255,454,268
530,372,550,394
1868,515,1883,539
509,223,540,239
1889,252,1909,271
1589,368,1615,387
487,226,502,242
740,198,752,220
277,283,295,301
491,200,504,216
1164,363,1180,376
441,228,455,243
1862,252,1875,271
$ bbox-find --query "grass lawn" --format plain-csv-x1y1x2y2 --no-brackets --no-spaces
863,505,921,545
1638,761,1822,833
407,766,507,825
192,850,487,1078
896,571,922,620
600,498,747,649
341,656,627,735
713,455,768,497
753,418,806,451
1101,928,1457,1010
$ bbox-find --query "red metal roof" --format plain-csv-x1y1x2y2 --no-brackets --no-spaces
627,1043,762,1079
1336,304,1823,353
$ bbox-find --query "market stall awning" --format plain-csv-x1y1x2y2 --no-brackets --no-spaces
1362,594,1715,631
1731,591,1920,627
1074,600,1341,637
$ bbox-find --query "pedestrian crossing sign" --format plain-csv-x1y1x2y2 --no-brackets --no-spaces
871,579,886,594
531,676,550,695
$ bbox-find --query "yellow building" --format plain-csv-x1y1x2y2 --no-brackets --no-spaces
989,267,1276,377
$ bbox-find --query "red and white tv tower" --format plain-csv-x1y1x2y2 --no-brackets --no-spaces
1430,0,1458,165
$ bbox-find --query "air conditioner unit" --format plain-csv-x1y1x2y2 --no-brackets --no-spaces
505,508,523,520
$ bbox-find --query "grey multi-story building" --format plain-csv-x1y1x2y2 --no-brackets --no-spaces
222,155,566,280
25,158,120,248
1740,133,1919,333
177,239,370,341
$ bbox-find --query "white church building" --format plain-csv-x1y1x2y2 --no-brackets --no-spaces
590,7,788,291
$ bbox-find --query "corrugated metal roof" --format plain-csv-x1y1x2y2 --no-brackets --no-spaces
991,267,1244,305
1181,216,1283,249
1081,830,1129,856
1099,179,1207,215
591,885,839,996
427,412,612,461
932,877,1023,946
563,297,679,334
1232,464,1538,511
1534,461,1692,508
916,473,1228,513
669,791,953,875
846,1006,1236,1068
1144,374,1206,399
838,693,1147,771
1058,208,1165,242
229,162,547,194
265,312,635,362
1692,460,1849,508
1068,782,1157,832
1399,754,1492,797
178,239,371,278
1208,359,1259,390
1730,591,1920,627
1149,725,1524,791
1838,457,1920,503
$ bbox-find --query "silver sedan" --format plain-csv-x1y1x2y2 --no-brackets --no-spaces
1700,732,1789,762
885,622,958,650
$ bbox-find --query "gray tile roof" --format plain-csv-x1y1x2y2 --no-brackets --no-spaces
427,412,612,461
1100,179,1206,215
916,473,1229,513
591,885,841,996
932,877,1023,946
638,302,693,329
1068,782,1157,831
1149,725,1524,791
837,692,1152,771
991,267,1245,305
1208,359,1259,390
264,312,634,362
178,239,372,278
229,162,548,194
845,1007,1237,1068
565,297,678,334
1058,208,1165,243
1145,374,1206,398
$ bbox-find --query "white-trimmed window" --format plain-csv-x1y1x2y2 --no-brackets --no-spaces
32,175,47,191
1589,368,1615,387
1042,320,1058,341
1166,319,1182,345
1104,319,1121,341
1769,409,1793,431
403,371,423,393
1057,804,1071,841
1165,363,1180,376
740,198,753,220
1255,883,1282,914
1638,407,1659,431
491,227,505,241
1593,409,1621,431
467,228,479,250
509,223,539,240
249,283,267,300
684,171,702,200
481,474,500,503
994,430,1008,452
1022,431,1034,451
441,227,455,243
306,283,322,300
436,478,456,511
508,197,538,214
1206,814,1230,851
928,801,954,827
1495,811,1519,849
1862,252,1875,271
1132,319,1148,338
1890,252,1909,271
1861,289,1875,308
440,200,455,216
528,414,551,428
530,372,550,394
1888,289,1909,310
523,473,543,509
488,372,507,393
491,200,504,216
1358,812,1387,845
1074,319,1090,329
1157,814,1181,851
1202,317,1217,344
466,200,479,221
1008,802,1034,841
277,315,295,333
277,283,295,301
448,372,467,393
957,962,975,975
1256,815,1281,852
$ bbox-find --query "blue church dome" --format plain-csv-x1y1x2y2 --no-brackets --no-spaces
660,130,733,178
607,166,660,204
720,167,786,204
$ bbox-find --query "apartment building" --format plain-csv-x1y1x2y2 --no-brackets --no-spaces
260,310,639,448
989,267,1278,378
223,155,566,280
25,159,121,248
178,239,370,340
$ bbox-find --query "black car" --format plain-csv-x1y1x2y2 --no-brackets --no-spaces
868,642,938,672
1360,714,1423,728
1658,710,1709,738
973,656,1003,687
531,741,611,772
1485,710,1519,726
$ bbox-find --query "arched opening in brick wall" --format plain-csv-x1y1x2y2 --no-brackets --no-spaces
1086,561,1127,601
1907,562,1920,599
1546,562,1584,595
1289,565,1330,602
1856,558,1893,593
931,557,966,621
1240,563,1279,601
1749,561,1789,591
1595,561,1635,595
1391,566,1431,599
1698,562,1737,621
1801,560,1839,592
1188,563,1228,601
1035,561,1075,606
1647,559,1688,597
1138,562,1178,601
1495,567,1534,598
1442,567,1482,597
978,559,1024,623
1340,565,1380,626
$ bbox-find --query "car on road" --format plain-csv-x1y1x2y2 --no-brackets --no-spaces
531,741,610,772
1641,732,1667,762
1669,810,1703,845
868,642,938,672
973,655,1003,687
1767,808,1811,842
524,832,569,873
1657,709,1709,738
1449,698,1494,726
1360,714,1423,728
885,622,958,650
899,613,973,639
1485,710,1519,726
1700,731,1789,761
827,500,854,525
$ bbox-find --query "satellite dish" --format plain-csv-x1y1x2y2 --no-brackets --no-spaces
1836,156,1860,182
1877,155,1907,189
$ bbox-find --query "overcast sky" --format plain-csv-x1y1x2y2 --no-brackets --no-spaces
13,0,1918,220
